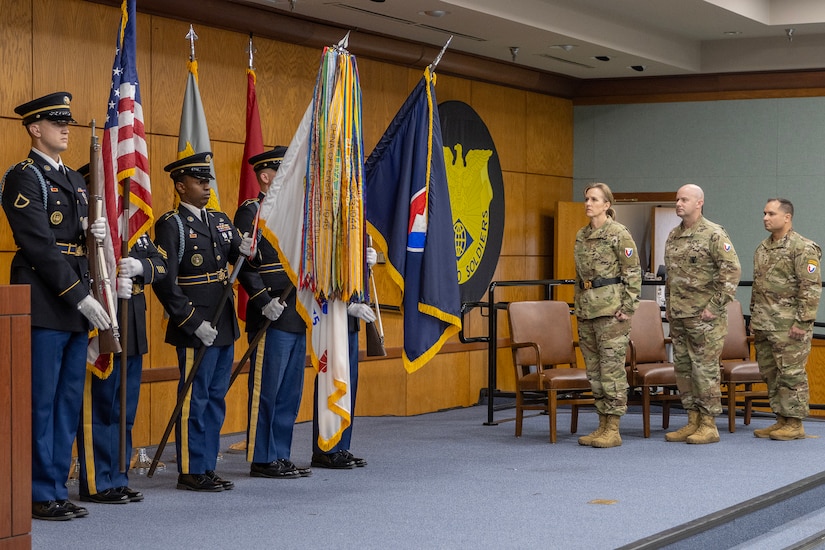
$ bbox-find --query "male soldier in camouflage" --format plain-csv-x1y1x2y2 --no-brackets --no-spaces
574,183,641,448
665,184,741,444
750,198,821,440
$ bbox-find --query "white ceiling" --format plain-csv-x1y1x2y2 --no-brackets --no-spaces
241,0,825,79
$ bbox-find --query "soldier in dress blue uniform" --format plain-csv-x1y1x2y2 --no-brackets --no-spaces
75,161,168,504
235,146,311,479
152,151,248,492
1,92,112,520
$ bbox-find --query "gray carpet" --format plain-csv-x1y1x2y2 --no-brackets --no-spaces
32,406,825,549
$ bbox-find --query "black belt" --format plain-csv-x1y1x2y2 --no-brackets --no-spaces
178,269,228,286
579,277,622,290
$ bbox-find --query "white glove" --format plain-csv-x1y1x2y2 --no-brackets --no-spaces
239,232,254,257
262,298,286,321
366,247,377,268
116,277,133,300
118,257,144,278
90,217,107,243
77,295,111,330
194,321,217,347
347,302,376,323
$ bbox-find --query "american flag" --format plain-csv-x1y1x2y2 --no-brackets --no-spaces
103,0,152,259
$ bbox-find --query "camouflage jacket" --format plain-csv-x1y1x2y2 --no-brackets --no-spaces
751,230,822,332
665,216,741,319
574,217,641,320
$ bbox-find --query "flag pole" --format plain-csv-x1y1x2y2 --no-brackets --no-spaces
186,24,198,62
428,35,453,72
118,177,131,473
247,32,255,70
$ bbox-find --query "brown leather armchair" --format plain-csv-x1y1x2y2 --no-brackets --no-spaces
626,300,680,438
507,300,594,443
720,300,766,433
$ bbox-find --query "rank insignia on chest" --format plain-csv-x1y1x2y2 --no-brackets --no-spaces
50,186,58,193
189,228,197,238
723,242,731,252
625,248,634,258
808,261,818,273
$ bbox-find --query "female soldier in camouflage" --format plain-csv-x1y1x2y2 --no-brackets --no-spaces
574,183,641,448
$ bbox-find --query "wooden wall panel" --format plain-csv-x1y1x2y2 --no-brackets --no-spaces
526,93,573,177
0,0,32,119
406,353,470,415
357,360,407,416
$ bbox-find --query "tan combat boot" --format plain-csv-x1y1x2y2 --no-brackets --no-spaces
769,417,805,441
686,414,720,444
665,410,700,442
578,414,607,446
753,415,786,438
591,415,622,448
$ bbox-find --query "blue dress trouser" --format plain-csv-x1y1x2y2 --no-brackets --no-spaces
31,328,87,502
78,354,143,495
246,328,306,463
175,344,233,474
313,330,358,454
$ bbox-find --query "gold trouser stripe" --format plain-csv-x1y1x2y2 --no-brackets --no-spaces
180,348,195,474
246,332,266,462
81,370,97,495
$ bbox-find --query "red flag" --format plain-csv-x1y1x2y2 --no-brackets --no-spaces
237,67,264,321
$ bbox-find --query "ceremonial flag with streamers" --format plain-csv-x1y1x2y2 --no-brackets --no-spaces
364,68,461,373
177,54,220,210
90,0,151,379
237,66,264,321
259,45,365,451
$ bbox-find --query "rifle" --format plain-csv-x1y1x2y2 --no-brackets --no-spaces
365,237,385,356
148,258,244,477
87,120,121,355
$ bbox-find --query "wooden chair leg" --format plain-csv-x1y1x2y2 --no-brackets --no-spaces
515,392,524,437
662,389,671,429
642,389,651,438
571,404,578,434
728,384,736,433
744,384,753,425
548,391,558,444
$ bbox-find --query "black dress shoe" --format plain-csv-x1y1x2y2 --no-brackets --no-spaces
205,470,234,490
250,461,300,478
58,500,88,518
80,488,130,504
311,451,355,469
116,486,144,502
342,450,367,467
279,458,312,477
176,473,224,492
32,500,74,521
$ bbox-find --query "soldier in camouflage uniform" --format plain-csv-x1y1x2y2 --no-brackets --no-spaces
574,183,641,448
665,184,741,444
750,198,821,441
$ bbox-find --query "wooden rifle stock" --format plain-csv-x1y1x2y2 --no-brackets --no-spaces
87,121,121,354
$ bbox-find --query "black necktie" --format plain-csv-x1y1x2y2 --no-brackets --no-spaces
201,210,208,226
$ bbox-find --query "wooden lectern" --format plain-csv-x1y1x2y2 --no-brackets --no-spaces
0,286,31,549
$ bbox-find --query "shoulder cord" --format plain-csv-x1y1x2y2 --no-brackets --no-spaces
0,162,49,210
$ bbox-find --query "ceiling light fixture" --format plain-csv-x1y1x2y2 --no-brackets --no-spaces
509,46,519,62
550,44,575,52
786,28,795,42
593,55,611,62
723,31,742,36
629,65,646,72
421,10,449,17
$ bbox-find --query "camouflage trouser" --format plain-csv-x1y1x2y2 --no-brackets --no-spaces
669,315,725,416
753,329,811,419
577,315,630,416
